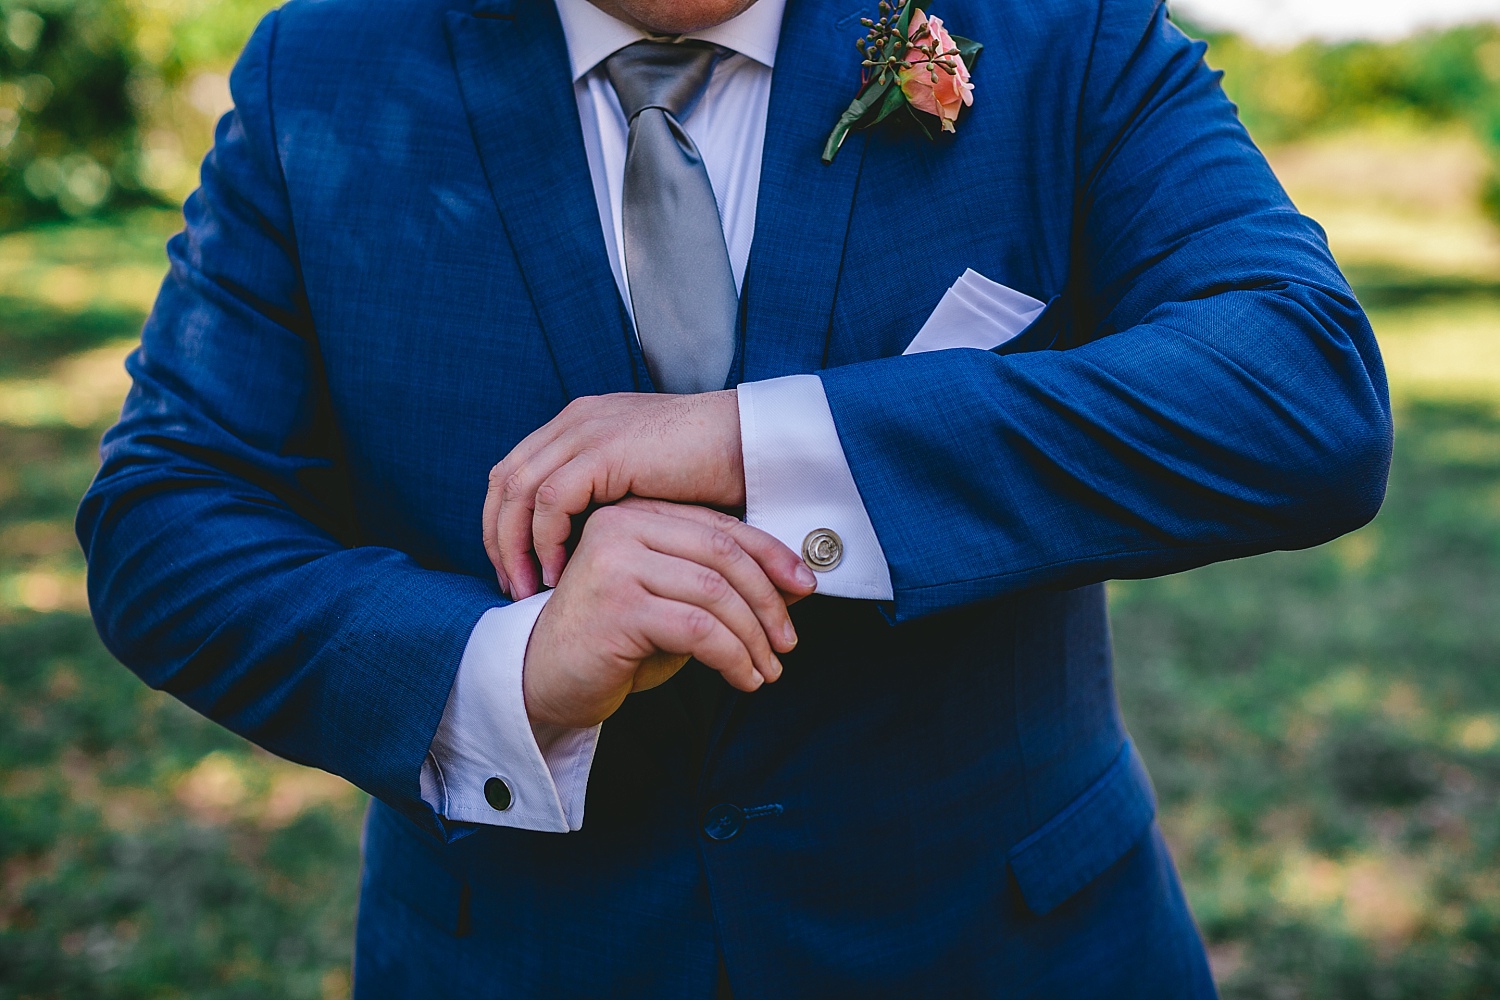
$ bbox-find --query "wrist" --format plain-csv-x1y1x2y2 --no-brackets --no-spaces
521,598,567,730
713,388,746,507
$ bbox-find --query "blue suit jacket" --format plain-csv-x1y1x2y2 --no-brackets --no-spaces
77,0,1390,993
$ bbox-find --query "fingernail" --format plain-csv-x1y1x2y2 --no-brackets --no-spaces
794,564,817,590
751,672,764,690
542,567,556,588
768,656,783,681
782,622,797,649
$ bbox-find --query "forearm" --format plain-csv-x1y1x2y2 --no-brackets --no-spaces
806,0,1391,621
80,458,501,824
820,278,1390,620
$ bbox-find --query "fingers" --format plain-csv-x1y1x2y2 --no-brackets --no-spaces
482,462,507,592
484,417,575,591
618,498,818,604
625,505,801,658
634,548,783,684
635,594,765,693
493,412,633,598
494,465,543,599
532,447,618,589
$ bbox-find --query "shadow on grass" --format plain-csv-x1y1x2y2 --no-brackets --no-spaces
1347,264,1500,308
0,296,145,378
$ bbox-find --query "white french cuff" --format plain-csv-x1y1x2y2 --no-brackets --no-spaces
421,590,600,833
737,374,894,601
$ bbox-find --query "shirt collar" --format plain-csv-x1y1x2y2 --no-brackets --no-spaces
553,0,786,81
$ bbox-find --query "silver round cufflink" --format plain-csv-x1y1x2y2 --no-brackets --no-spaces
802,528,843,572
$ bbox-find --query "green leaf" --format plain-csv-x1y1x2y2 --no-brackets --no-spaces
821,78,895,163
868,82,909,128
904,102,938,142
953,35,983,73
894,0,918,39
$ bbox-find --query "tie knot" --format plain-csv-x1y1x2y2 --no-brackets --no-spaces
604,39,725,122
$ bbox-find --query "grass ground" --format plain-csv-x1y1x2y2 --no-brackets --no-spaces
0,213,362,999
1,124,1498,997
1117,124,1500,997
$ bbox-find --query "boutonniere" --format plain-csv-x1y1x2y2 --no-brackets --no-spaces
822,0,981,163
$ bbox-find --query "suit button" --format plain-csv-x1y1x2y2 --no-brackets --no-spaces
484,776,513,811
802,528,843,572
702,803,745,841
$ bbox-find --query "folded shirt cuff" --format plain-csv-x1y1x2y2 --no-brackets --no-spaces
421,590,600,832
737,373,894,601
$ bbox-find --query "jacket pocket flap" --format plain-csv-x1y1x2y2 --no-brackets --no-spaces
1007,740,1157,916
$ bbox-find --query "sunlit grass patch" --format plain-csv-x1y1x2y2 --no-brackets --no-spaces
1270,124,1500,283
1369,298,1500,405
0,209,174,379
0,209,179,312
0,339,137,429
1115,397,1500,997
0,210,364,998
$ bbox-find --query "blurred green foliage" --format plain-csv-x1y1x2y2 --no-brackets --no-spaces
5,0,1500,224
1179,17,1500,220
0,0,271,228
1184,21,1500,142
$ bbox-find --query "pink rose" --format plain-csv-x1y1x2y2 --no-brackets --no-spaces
898,9,974,133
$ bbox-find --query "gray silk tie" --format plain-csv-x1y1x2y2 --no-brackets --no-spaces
605,41,738,395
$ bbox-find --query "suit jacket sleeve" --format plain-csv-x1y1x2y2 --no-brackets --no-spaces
74,10,501,838
817,0,1393,622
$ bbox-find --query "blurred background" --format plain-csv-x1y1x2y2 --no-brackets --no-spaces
2,0,1500,996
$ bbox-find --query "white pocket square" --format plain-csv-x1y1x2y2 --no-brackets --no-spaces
903,269,1047,355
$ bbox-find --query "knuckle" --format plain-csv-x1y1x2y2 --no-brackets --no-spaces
587,504,626,533
534,481,562,510
702,507,737,529
501,471,531,503
696,568,729,603
681,607,716,643
707,529,739,561
587,540,626,576
488,462,508,487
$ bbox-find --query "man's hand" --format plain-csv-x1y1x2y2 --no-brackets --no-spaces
522,498,816,730
484,391,743,599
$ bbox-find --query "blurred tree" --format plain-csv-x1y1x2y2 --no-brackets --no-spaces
0,0,137,226
1177,15,1500,225
5,2,1500,226
0,0,270,229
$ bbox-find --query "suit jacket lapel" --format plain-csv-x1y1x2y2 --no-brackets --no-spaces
740,0,869,383
446,0,639,400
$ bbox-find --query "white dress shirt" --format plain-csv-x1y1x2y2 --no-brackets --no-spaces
420,0,894,832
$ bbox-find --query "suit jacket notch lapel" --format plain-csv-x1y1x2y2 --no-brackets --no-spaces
445,0,639,400
740,0,870,383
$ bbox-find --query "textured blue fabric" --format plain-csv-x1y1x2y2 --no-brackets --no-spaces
76,0,1389,994
816,0,1391,620
1009,739,1158,916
